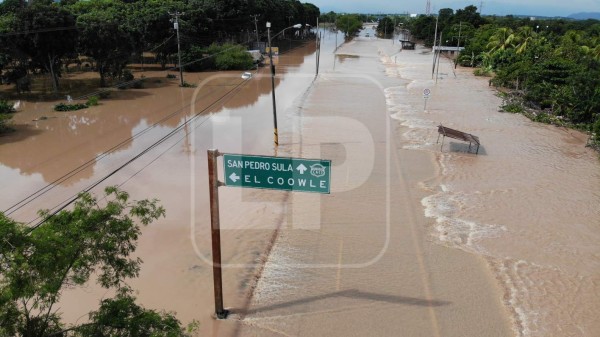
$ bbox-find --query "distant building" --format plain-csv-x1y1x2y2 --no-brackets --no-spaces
410,14,418,18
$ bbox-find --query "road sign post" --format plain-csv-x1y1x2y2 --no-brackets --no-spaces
205,150,331,319
423,88,431,111
207,149,228,319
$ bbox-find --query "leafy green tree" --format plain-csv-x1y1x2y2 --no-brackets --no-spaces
376,17,394,38
75,289,185,337
0,187,173,337
407,14,435,46
76,5,135,87
303,3,320,26
319,11,336,23
12,4,77,93
454,5,485,28
487,27,515,52
335,14,362,37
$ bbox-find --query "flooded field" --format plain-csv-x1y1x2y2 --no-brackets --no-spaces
0,40,321,335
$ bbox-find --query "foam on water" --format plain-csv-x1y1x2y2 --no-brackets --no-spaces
382,48,600,337
421,188,506,254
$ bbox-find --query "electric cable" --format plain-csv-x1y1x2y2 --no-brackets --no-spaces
25,76,250,232
4,32,259,215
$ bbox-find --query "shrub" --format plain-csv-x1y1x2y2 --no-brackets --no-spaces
86,96,99,106
166,74,177,79
132,79,144,89
212,44,254,70
474,67,492,77
182,43,253,72
99,91,111,99
54,102,89,111
121,69,135,82
0,100,15,114
180,81,196,88
501,102,524,113
593,118,600,143
181,45,215,72
0,100,15,132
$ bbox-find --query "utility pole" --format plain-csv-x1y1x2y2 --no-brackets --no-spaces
251,15,260,44
266,22,278,146
170,11,185,86
455,22,462,69
436,32,442,84
393,17,396,44
431,13,439,79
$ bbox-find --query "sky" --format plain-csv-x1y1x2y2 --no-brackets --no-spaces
310,0,600,17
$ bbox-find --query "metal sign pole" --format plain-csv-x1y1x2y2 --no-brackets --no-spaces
207,149,228,319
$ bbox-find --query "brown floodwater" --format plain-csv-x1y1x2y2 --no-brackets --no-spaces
0,41,320,335
2,26,599,337
382,45,600,336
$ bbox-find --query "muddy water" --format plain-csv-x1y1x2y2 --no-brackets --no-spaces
383,45,600,336
0,41,320,334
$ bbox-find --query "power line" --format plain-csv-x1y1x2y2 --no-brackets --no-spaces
5,32,264,216
25,76,251,232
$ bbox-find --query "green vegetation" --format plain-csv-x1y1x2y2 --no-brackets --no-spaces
401,6,600,143
86,95,99,106
182,43,254,72
54,102,89,111
0,0,320,90
335,14,363,37
0,187,199,337
0,99,15,131
377,17,395,38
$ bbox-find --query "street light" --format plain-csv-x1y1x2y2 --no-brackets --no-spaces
266,22,302,146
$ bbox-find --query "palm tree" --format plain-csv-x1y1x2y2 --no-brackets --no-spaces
487,27,515,53
514,26,537,54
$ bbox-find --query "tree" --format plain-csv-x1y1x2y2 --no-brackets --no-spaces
75,289,187,337
376,17,394,38
454,5,485,28
487,27,515,53
0,186,182,337
335,14,362,38
77,6,135,87
12,4,77,93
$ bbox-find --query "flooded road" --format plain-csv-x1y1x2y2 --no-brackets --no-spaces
2,24,599,337
384,43,600,336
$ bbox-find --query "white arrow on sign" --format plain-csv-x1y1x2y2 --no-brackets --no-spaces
229,173,240,183
296,163,307,174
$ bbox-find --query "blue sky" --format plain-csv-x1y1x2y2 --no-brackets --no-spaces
310,0,600,17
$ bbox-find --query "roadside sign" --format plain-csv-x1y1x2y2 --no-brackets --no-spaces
423,88,431,99
223,153,331,194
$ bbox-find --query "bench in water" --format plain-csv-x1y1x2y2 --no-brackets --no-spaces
436,124,480,154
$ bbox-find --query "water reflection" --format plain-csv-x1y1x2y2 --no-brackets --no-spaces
0,40,318,210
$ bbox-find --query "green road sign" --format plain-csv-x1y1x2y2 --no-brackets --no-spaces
222,153,331,194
